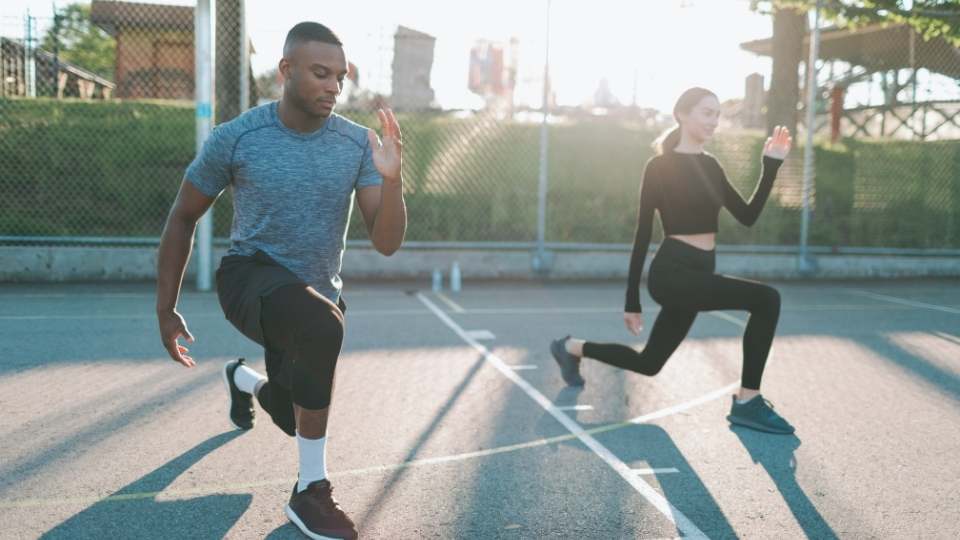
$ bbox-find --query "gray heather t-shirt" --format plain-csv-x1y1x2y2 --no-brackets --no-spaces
186,101,382,303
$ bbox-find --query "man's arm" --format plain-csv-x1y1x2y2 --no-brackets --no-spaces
156,180,218,367
357,183,406,256
358,108,406,256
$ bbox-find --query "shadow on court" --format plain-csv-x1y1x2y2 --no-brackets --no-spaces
41,431,247,540
265,352,491,539
865,333,960,404
730,426,839,540
0,367,223,491
546,385,739,539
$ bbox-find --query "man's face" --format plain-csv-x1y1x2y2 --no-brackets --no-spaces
280,40,348,118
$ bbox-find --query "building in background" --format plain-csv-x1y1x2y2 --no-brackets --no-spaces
1,37,114,99
90,0,256,107
391,25,435,110
592,77,619,109
90,1,193,100
468,38,517,111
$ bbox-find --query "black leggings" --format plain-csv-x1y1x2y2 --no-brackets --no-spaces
582,238,780,390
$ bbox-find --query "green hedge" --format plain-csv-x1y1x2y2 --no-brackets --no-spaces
2,98,958,248
0,99,194,237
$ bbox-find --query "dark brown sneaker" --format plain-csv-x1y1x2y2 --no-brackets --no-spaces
285,480,358,540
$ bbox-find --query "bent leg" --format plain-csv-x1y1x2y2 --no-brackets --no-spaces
582,308,697,376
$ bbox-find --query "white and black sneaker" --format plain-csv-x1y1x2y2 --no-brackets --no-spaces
223,358,255,430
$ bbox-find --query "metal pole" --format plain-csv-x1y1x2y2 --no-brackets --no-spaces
238,0,249,113
25,11,36,98
533,0,552,274
195,0,214,291
799,0,821,275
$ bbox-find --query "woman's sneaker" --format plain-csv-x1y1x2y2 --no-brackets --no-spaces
727,395,795,434
222,358,255,430
550,335,585,387
286,479,358,539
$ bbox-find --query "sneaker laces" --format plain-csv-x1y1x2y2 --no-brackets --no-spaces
757,398,785,420
308,482,345,513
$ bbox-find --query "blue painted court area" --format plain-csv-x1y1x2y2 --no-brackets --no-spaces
1,279,958,539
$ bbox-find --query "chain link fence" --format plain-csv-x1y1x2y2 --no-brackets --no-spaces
1,0,958,254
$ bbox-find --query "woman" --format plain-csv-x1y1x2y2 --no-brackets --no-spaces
551,87,794,434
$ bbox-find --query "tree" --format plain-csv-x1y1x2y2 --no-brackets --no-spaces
773,0,960,45
752,0,959,134
41,3,115,80
767,6,807,136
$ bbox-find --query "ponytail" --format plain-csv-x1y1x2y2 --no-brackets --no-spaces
653,125,681,155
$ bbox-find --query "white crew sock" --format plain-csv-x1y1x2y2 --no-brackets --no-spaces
297,434,328,493
233,364,266,395
736,394,760,405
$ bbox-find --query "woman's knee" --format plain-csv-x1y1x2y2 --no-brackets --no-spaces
754,285,780,315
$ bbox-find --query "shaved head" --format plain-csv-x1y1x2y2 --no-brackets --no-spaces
283,22,342,57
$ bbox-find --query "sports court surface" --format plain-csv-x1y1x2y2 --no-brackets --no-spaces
1,279,958,539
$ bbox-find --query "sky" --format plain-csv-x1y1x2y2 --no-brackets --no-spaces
4,0,776,113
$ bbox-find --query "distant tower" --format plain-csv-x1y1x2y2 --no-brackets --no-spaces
593,77,619,108
391,26,435,110
744,73,766,129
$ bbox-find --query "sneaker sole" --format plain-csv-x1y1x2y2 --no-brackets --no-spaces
726,414,794,435
222,360,247,431
284,504,353,540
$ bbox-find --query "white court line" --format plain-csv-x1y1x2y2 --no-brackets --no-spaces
464,330,496,341
434,291,465,313
6,302,915,322
464,307,620,315
509,365,539,371
634,468,680,475
934,331,960,346
0,380,737,510
845,289,960,315
0,293,157,299
0,314,220,321
0,291,397,298
556,405,593,412
0,309,437,321
707,311,746,329
625,382,737,426
416,293,709,539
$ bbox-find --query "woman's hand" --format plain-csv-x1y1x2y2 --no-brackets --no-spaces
624,312,644,336
763,126,792,160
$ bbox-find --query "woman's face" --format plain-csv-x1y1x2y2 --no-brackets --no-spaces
678,95,720,143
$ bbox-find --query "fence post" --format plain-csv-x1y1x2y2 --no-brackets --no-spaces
24,12,36,98
799,0,822,276
239,0,249,113
533,0,553,275
195,0,214,291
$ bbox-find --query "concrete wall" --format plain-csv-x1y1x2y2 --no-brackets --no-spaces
2,245,959,283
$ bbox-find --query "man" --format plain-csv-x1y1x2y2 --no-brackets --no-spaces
156,21,405,540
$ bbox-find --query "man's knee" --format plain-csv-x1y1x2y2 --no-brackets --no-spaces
295,308,344,363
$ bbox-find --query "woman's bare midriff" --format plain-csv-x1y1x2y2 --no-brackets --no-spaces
669,233,716,251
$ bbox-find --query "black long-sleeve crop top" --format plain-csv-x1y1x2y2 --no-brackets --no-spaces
624,152,783,313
